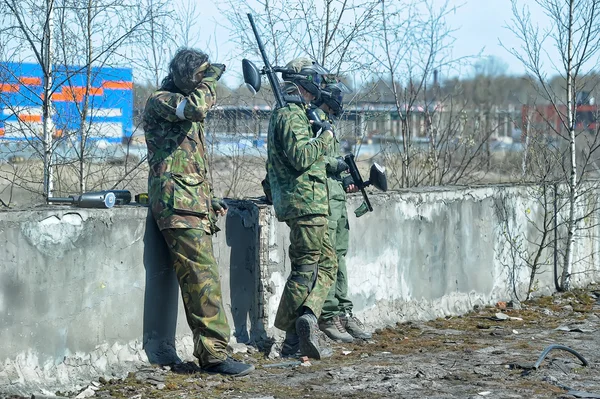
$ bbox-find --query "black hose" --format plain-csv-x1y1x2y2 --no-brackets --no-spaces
534,344,589,369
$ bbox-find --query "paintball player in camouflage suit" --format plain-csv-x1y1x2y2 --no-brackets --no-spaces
313,77,372,343
142,48,253,376
264,57,338,359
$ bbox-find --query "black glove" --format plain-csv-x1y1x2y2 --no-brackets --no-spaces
333,157,349,174
211,198,228,214
342,175,355,191
202,63,226,82
311,119,334,136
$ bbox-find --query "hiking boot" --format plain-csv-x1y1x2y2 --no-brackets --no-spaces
318,316,354,343
296,313,333,359
341,313,372,339
203,357,254,376
281,332,300,358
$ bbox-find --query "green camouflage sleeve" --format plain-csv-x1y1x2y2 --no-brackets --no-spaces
314,107,339,173
146,81,217,123
324,156,339,173
278,112,333,171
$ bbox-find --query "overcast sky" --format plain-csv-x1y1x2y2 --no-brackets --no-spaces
173,0,554,87
437,0,552,76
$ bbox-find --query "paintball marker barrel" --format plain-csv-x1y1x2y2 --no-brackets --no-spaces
109,189,132,205
246,13,286,108
244,14,304,108
47,191,117,209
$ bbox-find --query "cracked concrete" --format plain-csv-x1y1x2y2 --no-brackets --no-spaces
15,286,600,399
1,184,600,396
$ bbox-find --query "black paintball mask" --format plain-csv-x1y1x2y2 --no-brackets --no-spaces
282,59,329,103
314,77,351,117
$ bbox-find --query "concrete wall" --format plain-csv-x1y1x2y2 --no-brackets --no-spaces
0,202,263,396
1,184,599,396
258,185,600,333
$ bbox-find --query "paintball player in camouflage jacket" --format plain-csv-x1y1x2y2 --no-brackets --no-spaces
313,78,372,343
142,48,253,376
265,57,338,359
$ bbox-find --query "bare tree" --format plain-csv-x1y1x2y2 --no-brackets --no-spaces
1,0,57,197
355,0,496,188
505,0,600,290
0,0,157,202
128,0,177,87
209,0,381,198
508,0,600,290
54,0,153,194
175,0,202,48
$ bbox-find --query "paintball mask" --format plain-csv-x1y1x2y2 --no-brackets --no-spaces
282,58,329,102
315,77,351,117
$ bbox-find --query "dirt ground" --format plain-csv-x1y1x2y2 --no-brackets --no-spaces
8,286,598,399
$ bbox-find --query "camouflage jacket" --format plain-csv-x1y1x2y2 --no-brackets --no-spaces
142,80,219,233
314,107,346,202
266,103,333,221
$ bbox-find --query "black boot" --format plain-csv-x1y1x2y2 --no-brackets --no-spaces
203,357,254,376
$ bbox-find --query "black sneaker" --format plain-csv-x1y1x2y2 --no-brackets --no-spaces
296,313,333,360
203,357,254,376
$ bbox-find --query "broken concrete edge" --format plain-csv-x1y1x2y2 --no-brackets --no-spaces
2,183,600,396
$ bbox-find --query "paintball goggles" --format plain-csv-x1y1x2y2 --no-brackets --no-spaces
344,154,387,217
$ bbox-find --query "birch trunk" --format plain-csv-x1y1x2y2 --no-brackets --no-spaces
561,0,576,291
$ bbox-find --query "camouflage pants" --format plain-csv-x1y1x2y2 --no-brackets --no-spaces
160,228,230,367
275,215,338,332
320,198,354,320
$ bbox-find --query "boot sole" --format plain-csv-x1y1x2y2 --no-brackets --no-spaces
232,364,255,377
203,364,255,377
319,328,355,343
296,316,322,360
348,331,372,340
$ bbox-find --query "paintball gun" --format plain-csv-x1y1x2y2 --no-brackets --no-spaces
47,190,132,209
242,13,303,108
243,13,332,127
244,13,386,217
344,154,387,217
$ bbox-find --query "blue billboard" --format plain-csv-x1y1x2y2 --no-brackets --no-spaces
0,62,133,143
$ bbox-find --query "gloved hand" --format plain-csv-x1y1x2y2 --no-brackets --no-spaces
310,119,334,136
342,175,358,192
211,198,228,216
332,157,349,174
202,63,226,82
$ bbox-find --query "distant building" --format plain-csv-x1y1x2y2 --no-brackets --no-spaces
0,62,133,143
522,103,598,139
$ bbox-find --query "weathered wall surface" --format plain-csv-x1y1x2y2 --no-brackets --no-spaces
258,185,600,333
1,184,599,396
0,202,263,396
